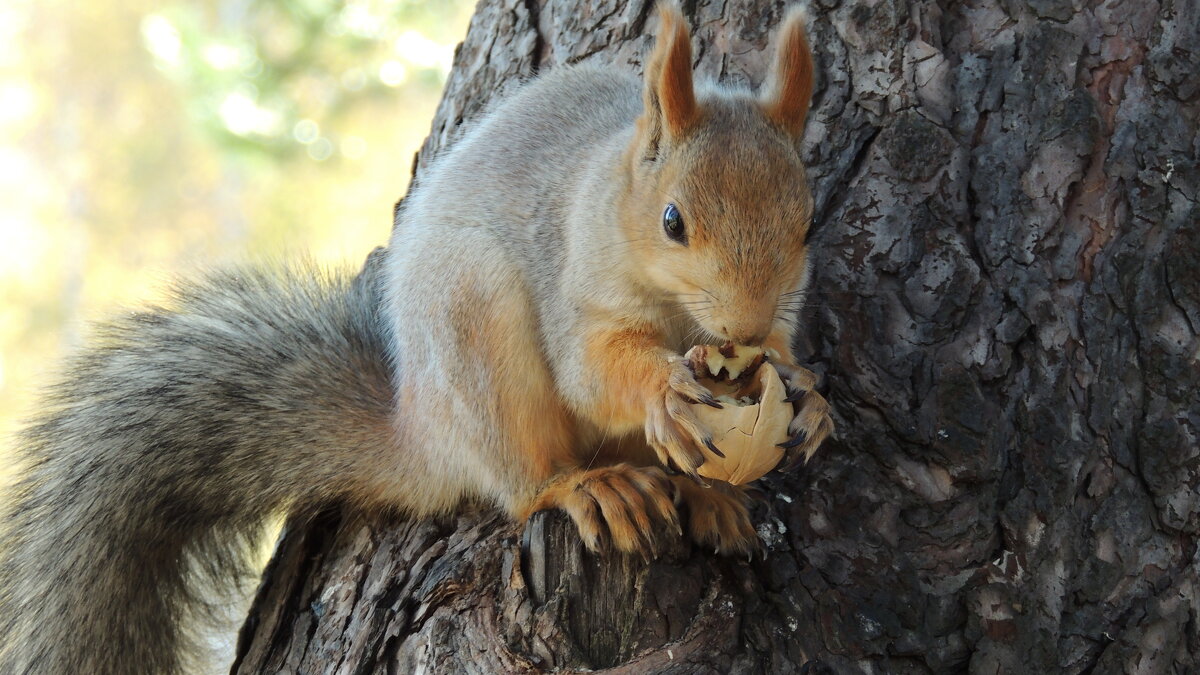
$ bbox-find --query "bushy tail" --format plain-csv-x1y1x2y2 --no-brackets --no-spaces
0,254,395,674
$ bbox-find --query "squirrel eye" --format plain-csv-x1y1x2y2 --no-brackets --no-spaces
662,203,687,244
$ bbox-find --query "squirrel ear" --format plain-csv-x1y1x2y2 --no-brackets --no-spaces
760,7,815,136
641,3,699,150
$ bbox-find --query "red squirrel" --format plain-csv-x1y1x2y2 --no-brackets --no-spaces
0,5,832,673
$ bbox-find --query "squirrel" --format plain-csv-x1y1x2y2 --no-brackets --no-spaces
0,4,833,674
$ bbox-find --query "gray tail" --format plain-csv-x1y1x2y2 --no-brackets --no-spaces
0,255,395,674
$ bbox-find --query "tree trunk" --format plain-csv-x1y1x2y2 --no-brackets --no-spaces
233,0,1200,672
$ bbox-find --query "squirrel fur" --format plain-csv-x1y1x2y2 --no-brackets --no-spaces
0,5,833,673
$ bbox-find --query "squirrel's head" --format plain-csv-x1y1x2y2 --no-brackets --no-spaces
620,4,815,347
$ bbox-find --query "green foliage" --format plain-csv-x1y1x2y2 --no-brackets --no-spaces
142,0,466,158
0,0,472,455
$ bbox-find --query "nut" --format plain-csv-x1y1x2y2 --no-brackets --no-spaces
684,344,790,485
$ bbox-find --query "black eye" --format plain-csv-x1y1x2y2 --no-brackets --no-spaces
662,203,687,244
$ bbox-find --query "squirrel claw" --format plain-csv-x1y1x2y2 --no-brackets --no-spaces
776,429,807,450
769,361,834,473
646,358,718,476
527,464,682,556
671,477,757,556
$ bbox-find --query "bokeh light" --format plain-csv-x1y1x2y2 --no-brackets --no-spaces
0,0,474,479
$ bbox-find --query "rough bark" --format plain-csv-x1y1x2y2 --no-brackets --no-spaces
234,0,1200,672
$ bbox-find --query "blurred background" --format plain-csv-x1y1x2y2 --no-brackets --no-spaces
0,0,474,477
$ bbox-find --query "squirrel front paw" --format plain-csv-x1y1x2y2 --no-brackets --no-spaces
644,356,724,476
771,362,834,471
526,464,681,555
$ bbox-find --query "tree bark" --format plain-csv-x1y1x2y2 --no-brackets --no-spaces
233,0,1200,672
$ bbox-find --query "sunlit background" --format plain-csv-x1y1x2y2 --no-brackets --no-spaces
0,0,474,479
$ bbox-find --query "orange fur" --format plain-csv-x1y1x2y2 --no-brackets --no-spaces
619,4,817,342
671,477,758,555
448,275,577,489
580,321,719,476
583,323,673,428
642,5,700,142
761,8,815,135
657,7,699,135
524,464,679,554
615,128,815,344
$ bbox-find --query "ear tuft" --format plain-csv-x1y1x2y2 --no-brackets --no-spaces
760,7,815,136
641,3,699,149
